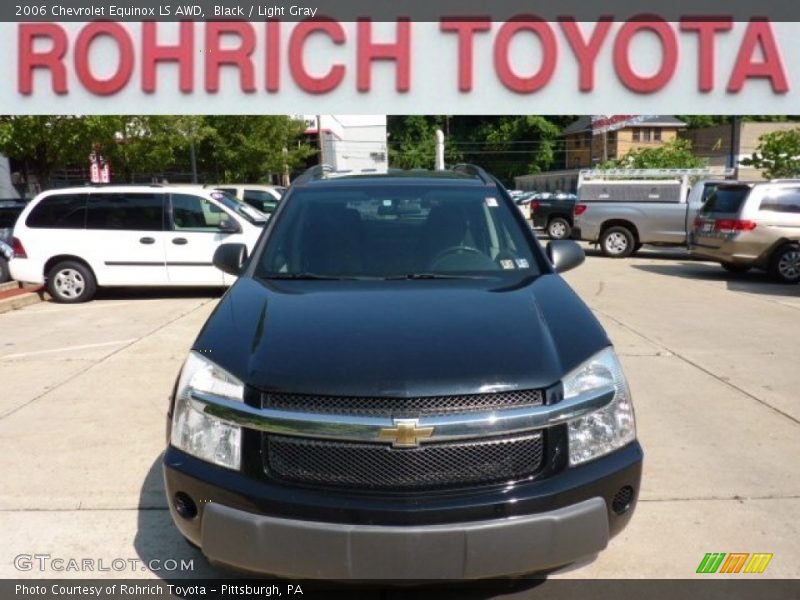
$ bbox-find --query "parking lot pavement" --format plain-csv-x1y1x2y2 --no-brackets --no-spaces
0,253,798,582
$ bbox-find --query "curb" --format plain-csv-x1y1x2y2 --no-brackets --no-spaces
0,280,21,293
0,284,47,315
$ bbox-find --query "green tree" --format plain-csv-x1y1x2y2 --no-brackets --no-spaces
0,116,119,187
740,128,800,179
602,138,706,169
466,116,562,183
388,116,462,169
199,116,313,182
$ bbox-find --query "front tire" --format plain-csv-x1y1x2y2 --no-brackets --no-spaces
769,244,800,284
547,217,571,240
600,226,635,258
46,261,97,303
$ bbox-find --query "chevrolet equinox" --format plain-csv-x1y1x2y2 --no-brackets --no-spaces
163,165,643,579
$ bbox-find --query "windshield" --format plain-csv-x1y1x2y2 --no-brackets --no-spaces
257,184,541,279
700,186,751,214
209,190,269,225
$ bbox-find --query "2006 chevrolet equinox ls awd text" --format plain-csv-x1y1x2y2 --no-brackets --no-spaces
164,165,643,579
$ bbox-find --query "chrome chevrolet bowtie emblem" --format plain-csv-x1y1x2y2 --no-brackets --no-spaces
378,419,434,448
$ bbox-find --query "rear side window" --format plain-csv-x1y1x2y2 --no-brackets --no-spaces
87,193,165,231
759,188,800,213
26,194,87,229
700,186,750,214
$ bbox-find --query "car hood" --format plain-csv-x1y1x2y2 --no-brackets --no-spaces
194,275,610,397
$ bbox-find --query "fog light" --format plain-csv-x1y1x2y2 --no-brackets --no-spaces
611,486,634,515
174,492,198,519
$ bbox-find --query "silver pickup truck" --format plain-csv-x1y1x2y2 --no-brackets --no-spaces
572,169,733,257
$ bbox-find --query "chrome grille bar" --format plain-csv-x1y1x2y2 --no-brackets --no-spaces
189,385,615,444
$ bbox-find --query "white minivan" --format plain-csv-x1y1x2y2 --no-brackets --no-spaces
9,185,267,303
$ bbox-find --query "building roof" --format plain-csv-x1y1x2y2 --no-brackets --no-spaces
562,115,687,136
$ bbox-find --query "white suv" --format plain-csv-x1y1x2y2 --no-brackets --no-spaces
10,185,267,303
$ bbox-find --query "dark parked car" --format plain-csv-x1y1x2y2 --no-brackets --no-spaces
530,193,577,240
0,199,26,283
163,165,642,579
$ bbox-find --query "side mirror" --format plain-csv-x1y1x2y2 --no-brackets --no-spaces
547,240,585,274
213,243,248,276
218,219,242,234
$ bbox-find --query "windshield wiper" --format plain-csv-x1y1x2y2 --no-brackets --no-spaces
262,272,359,281
385,273,487,280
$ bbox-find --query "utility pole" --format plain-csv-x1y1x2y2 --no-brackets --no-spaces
729,116,741,178
189,141,198,184
282,146,290,186
316,115,324,165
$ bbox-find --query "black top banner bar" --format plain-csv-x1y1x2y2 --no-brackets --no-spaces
4,0,800,22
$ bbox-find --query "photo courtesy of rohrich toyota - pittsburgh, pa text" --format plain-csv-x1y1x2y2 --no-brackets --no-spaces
0,2,798,599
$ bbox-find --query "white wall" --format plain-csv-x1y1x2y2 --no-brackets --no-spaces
305,115,388,173
0,154,19,198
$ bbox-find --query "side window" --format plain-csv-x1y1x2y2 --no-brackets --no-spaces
87,193,164,231
243,189,273,210
760,189,800,214
170,194,228,231
216,188,237,197
26,194,87,229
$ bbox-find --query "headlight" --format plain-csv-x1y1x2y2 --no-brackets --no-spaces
565,347,636,466
170,351,243,470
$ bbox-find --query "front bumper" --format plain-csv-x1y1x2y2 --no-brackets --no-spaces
163,441,642,578
201,497,608,579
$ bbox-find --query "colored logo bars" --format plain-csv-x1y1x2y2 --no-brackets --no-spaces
696,553,773,574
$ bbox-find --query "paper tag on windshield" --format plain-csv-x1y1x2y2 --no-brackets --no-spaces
515,259,530,268
486,197,498,207
500,260,515,270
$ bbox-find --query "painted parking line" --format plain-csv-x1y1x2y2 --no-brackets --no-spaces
0,339,138,360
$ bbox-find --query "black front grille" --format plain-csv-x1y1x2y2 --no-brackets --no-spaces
261,389,544,418
265,433,545,491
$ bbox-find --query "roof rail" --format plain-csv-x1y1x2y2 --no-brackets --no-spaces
82,183,165,188
451,163,492,184
293,164,337,186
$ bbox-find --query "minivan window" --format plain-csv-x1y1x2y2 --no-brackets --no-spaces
26,194,87,229
171,194,231,231
700,186,750,214
87,193,164,231
258,185,540,279
759,188,800,213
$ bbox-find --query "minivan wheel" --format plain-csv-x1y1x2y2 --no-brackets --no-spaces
770,244,800,284
600,226,635,258
47,261,97,303
547,217,571,240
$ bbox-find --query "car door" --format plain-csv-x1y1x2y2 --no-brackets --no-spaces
85,192,168,285
166,192,238,285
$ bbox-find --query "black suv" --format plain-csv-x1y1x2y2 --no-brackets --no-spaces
164,165,642,579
